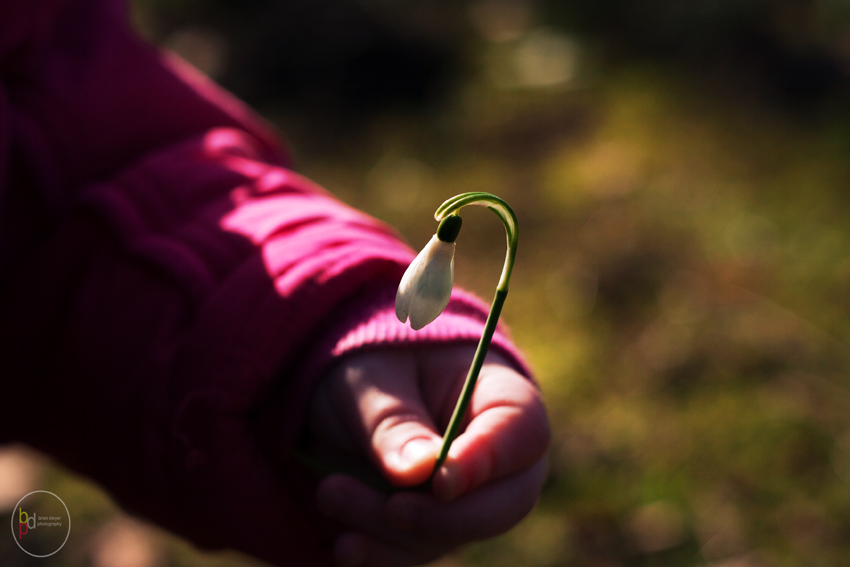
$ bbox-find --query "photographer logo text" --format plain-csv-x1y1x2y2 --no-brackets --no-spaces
10,491,70,557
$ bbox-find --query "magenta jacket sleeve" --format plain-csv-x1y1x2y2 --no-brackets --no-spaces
0,0,529,565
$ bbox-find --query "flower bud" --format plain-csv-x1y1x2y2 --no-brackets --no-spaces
395,235,455,330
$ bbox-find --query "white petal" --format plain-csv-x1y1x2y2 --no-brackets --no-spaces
395,254,424,323
395,235,455,329
395,241,430,323
407,237,455,330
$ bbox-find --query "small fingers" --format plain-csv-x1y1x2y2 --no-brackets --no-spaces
317,475,453,548
385,457,548,542
317,474,455,565
318,458,547,565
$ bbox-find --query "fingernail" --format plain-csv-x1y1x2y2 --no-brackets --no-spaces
400,439,436,470
335,535,365,567
435,464,468,502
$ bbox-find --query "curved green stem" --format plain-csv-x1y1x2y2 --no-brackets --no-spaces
435,193,518,292
430,192,518,478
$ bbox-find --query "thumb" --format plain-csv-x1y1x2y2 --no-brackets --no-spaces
324,351,443,487
371,412,442,487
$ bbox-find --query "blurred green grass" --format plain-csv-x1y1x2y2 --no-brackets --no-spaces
6,1,850,566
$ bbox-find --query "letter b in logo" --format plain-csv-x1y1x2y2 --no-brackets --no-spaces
18,509,28,539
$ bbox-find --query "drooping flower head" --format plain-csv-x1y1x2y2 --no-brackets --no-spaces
395,215,462,330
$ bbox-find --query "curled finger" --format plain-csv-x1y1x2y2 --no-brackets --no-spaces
385,456,548,544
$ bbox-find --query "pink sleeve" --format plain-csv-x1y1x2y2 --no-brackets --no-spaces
0,1,529,565
4,135,532,562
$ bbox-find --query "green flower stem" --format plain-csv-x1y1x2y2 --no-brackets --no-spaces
429,192,518,480
432,288,507,473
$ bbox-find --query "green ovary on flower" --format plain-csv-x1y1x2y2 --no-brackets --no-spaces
395,235,455,330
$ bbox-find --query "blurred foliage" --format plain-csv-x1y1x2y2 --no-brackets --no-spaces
7,0,850,566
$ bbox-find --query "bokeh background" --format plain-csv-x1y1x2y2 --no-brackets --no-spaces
4,0,850,565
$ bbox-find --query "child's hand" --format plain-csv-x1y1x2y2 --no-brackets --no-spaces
307,346,550,567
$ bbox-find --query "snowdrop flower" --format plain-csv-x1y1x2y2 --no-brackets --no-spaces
395,215,462,330
395,192,518,481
